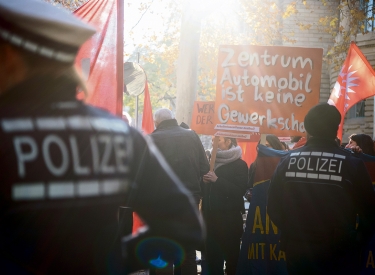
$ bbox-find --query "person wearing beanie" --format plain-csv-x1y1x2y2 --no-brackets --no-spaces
267,103,375,275
0,1,204,274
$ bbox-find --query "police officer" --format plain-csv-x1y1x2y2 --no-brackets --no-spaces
0,1,204,274
267,103,375,275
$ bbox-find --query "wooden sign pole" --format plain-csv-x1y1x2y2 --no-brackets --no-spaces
209,136,219,171
260,134,267,146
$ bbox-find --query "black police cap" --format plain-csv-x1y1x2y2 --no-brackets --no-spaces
304,103,341,139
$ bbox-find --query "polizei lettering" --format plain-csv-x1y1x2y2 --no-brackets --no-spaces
285,152,346,182
13,134,130,178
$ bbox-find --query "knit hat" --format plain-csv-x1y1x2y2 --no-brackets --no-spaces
304,103,341,139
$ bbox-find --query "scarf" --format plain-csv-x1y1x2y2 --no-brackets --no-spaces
213,145,242,171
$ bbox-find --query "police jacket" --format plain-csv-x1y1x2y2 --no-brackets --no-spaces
0,76,204,274
149,119,209,201
268,137,375,246
202,158,248,213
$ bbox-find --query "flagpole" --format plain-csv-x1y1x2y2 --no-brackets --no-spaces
135,52,140,129
116,0,124,117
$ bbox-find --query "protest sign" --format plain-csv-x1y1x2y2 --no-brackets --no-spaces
190,101,216,135
215,45,323,136
191,101,260,140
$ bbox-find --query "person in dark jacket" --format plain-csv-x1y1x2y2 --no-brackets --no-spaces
150,108,210,204
345,133,375,156
265,134,284,150
149,108,210,275
267,103,375,275
202,137,248,275
0,1,204,274
245,135,284,202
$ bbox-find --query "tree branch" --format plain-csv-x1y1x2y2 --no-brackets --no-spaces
131,0,155,31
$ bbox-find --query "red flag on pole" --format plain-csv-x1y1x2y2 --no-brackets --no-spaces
74,0,124,116
142,80,154,134
328,42,375,139
237,141,258,167
132,81,153,233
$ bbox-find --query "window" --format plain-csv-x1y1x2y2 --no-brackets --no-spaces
360,0,375,32
347,100,365,118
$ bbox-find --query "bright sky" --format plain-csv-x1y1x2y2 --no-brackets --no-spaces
123,0,235,60
124,0,169,59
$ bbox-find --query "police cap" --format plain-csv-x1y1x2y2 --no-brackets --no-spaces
0,0,96,63
304,103,341,139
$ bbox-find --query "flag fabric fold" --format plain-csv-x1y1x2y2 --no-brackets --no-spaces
328,42,375,139
74,0,123,116
238,141,258,167
142,80,154,134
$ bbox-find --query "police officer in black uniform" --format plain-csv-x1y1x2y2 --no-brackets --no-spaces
0,1,204,274
268,103,375,275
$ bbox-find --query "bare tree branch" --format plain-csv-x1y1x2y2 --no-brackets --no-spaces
131,0,155,31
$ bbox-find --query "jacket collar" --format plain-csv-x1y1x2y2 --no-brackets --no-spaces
0,75,77,105
156,119,179,130
304,137,339,148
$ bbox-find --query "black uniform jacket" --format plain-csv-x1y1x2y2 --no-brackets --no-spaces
149,119,209,200
0,76,204,274
202,158,248,213
268,137,375,246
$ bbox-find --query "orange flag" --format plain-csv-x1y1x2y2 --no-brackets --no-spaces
328,42,375,139
142,80,154,134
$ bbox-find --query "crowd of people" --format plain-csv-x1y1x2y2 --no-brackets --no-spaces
268,104,375,275
145,103,375,275
1,1,375,275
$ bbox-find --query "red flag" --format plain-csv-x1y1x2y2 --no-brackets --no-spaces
132,213,144,235
133,81,153,232
142,80,154,134
74,0,124,116
328,42,375,139
238,141,258,167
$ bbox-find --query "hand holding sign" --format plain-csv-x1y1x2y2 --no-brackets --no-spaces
203,171,218,183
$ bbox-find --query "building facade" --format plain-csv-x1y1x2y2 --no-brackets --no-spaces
280,0,375,142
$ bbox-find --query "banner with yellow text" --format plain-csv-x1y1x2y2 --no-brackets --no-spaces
237,145,288,275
